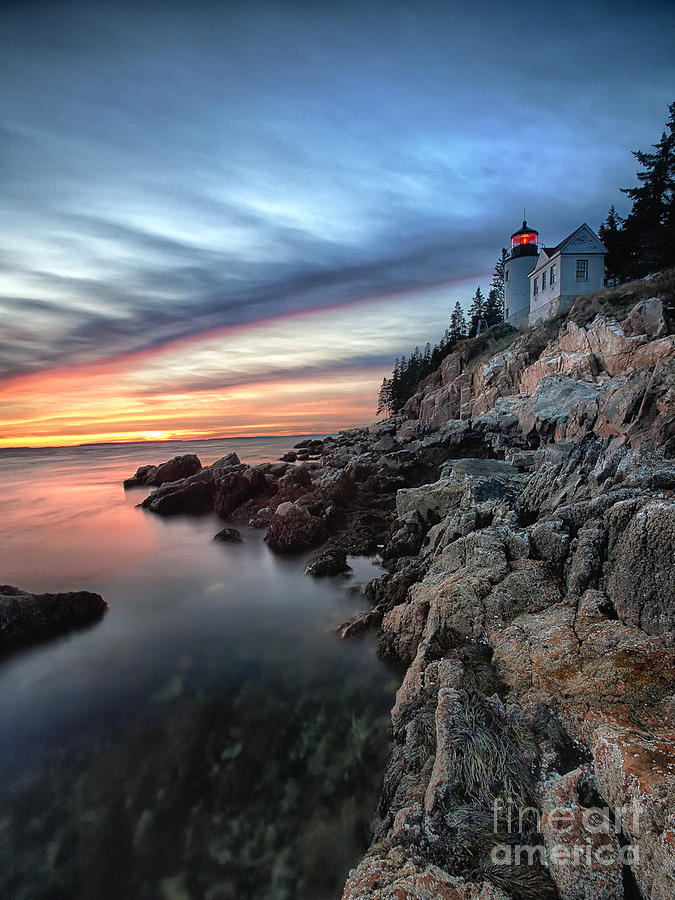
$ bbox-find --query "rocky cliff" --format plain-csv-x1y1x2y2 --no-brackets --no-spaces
335,280,675,900
132,273,675,899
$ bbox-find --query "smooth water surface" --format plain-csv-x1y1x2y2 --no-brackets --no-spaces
0,437,397,900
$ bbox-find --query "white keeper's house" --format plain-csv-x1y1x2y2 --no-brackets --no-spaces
503,220,607,330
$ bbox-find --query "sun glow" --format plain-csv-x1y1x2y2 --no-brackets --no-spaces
0,341,382,449
1,281,472,449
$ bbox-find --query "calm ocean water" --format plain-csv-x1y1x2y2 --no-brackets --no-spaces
0,437,397,900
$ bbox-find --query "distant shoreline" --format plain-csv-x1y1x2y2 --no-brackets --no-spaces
0,433,333,454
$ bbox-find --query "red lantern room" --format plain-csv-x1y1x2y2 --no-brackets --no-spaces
510,220,539,258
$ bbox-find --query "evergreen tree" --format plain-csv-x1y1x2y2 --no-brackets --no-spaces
598,205,628,284
423,342,432,368
621,101,675,275
376,377,392,416
490,248,508,307
484,288,503,327
467,286,485,337
449,301,467,343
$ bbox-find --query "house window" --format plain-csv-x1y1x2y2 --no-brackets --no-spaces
542,270,547,290
505,270,509,281
576,259,588,280
533,277,539,295
550,264,556,284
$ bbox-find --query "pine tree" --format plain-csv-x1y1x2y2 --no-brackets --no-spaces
598,205,628,284
490,248,508,307
484,288,503,327
621,101,675,275
377,377,392,416
467,286,485,337
449,301,467,343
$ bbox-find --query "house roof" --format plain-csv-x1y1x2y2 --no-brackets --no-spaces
542,223,606,258
529,224,607,276
543,225,581,257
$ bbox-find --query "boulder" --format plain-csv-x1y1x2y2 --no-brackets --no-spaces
342,846,510,900
213,527,243,543
539,766,624,900
147,454,202,486
277,465,312,490
592,721,675,900
140,469,216,515
210,451,241,477
396,479,464,521
249,507,273,528
373,433,396,453
383,514,426,561
264,502,326,553
605,498,675,644
213,466,272,519
419,384,462,429
304,547,351,576
519,313,675,394
622,296,667,337
447,458,518,478
396,419,421,443
123,463,158,488
518,375,603,443
0,584,107,650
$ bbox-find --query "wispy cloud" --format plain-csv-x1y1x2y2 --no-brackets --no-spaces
1,0,674,444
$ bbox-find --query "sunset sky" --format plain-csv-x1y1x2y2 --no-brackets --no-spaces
1,0,674,447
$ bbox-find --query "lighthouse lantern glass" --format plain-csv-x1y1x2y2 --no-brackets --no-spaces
511,231,537,249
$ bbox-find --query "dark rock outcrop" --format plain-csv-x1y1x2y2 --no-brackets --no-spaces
213,527,243,543
264,502,327,553
124,454,202,488
0,584,107,651
140,469,216,515
304,547,351,576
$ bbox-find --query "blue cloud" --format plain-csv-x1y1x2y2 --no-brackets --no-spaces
1,0,674,381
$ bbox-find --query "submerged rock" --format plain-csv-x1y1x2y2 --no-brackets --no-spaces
213,527,243,543
0,584,107,651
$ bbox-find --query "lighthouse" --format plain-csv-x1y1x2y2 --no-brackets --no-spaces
504,220,538,331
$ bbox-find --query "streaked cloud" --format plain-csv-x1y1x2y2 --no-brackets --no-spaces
1,0,674,445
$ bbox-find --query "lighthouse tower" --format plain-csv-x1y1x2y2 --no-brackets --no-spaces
504,220,538,330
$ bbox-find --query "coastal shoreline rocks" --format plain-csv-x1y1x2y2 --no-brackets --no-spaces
123,453,202,489
125,286,675,898
0,584,107,652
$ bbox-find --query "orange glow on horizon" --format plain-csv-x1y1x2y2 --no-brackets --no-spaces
0,355,382,449
1,279,475,449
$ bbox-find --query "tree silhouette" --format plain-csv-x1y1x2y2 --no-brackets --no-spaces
449,301,468,343
621,101,675,275
467,286,485,337
490,248,508,307
484,288,503,327
598,205,628,284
